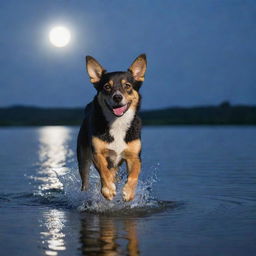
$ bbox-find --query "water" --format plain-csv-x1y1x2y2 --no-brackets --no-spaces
0,126,256,256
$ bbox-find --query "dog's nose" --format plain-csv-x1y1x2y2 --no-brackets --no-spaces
113,94,123,103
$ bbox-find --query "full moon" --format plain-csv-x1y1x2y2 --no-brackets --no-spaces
49,26,71,47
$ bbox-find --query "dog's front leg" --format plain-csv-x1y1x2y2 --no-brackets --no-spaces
93,153,116,200
123,156,141,201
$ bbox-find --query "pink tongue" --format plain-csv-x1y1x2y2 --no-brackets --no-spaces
113,105,127,116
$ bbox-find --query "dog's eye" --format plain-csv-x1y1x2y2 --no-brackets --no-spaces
125,83,132,89
103,84,111,91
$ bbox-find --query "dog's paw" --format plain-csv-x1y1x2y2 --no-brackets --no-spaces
101,183,116,201
122,183,136,202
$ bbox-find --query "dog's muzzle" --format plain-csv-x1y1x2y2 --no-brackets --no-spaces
105,100,131,117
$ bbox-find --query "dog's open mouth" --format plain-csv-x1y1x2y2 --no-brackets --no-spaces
112,105,128,116
105,101,131,117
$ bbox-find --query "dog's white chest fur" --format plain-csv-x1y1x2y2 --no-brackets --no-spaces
106,108,135,166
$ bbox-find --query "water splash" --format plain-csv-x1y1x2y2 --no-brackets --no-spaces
30,162,176,215
59,165,162,214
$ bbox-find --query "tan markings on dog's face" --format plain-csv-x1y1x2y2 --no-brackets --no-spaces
120,82,140,111
102,80,114,93
97,73,141,117
121,79,133,91
108,80,114,86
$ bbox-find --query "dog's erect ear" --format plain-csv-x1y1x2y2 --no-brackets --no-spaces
128,54,147,82
86,56,106,83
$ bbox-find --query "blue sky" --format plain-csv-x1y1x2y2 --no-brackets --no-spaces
0,0,255,109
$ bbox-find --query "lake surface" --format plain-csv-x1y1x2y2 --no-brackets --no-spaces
0,126,256,256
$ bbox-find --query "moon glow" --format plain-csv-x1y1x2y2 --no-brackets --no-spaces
49,26,71,47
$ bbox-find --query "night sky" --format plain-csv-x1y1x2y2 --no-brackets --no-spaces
1,0,255,109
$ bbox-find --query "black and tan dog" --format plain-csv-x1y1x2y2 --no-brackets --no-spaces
77,54,147,201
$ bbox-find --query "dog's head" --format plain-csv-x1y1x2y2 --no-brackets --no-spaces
85,54,147,117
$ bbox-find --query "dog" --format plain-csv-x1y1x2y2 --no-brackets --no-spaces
77,54,147,201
